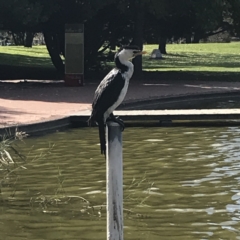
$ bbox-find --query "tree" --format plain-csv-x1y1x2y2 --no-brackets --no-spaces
190,0,229,43
24,32,35,47
0,0,42,48
112,0,167,74
0,0,238,77
0,0,42,31
226,0,240,35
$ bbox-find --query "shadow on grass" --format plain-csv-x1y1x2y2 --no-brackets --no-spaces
0,65,60,80
0,52,53,68
165,53,188,57
0,52,60,80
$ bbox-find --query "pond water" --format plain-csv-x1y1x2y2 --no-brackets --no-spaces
1,126,240,240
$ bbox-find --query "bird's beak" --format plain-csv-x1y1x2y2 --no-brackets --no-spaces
133,51,147,57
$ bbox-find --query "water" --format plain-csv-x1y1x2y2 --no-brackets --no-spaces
1,126,240,239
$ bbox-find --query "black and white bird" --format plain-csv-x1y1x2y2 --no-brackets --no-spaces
88,45,146,155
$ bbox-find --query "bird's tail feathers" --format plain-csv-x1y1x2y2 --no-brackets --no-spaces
87,111,96,127
87,117,93,127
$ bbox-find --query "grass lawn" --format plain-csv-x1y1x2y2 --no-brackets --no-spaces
0,45,53,69
143,43,240,73
0,43,240,80
0,46,58,79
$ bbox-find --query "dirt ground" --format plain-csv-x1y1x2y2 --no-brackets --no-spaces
1,79,240,128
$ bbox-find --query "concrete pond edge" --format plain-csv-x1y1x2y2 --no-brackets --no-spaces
1,91,240,137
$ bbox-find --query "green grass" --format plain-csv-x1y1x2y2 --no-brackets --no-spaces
0,46,59,80
0,43,240,80
143,43,240,72
0,46,53,68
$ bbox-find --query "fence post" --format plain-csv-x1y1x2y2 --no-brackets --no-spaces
106,121,123,240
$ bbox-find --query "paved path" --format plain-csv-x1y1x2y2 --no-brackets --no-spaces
1,79,240,128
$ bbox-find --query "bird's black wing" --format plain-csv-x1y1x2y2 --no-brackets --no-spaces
89,69,125,156
92,69,125,118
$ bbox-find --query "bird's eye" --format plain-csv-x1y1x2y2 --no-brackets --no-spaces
133,50,139,54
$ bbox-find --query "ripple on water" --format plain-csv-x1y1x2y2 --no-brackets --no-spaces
1,126,240,239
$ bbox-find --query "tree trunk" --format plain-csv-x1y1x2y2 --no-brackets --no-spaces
24,32,34,47
43,31,64,76
192,35,200,43
12,32,24,45
131,0,144,76
12,33,17,45
192,30,204,43
158,37,167,54
185,35,192,43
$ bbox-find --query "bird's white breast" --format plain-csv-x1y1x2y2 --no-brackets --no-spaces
104,64,134,121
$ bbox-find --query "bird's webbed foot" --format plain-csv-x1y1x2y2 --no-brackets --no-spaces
107,114,125,131
114,116,125,132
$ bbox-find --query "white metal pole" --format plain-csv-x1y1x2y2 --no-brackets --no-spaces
106,121,123,240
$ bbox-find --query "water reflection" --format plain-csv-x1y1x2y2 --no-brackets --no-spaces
1,126,240,239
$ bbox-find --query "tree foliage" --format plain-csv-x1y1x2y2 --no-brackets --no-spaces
0,0,239,75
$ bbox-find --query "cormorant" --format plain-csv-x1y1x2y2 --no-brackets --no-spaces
88,45,146,155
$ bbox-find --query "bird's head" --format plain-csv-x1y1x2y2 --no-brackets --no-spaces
116,45,147,61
